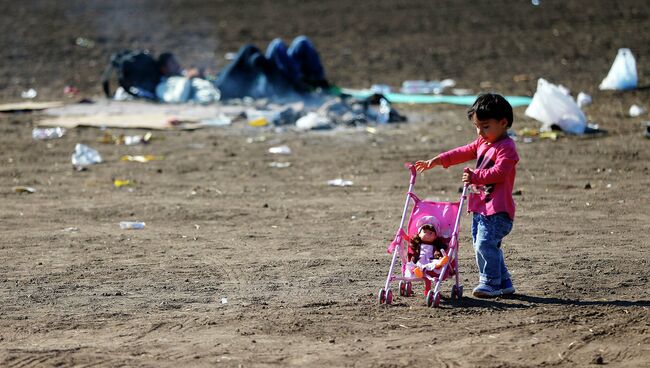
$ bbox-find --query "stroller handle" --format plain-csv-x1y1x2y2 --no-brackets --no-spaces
404,162,417,185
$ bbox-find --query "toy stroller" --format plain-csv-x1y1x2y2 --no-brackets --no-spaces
378,163,468,308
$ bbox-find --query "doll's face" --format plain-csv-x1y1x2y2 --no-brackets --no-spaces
419,226,437,243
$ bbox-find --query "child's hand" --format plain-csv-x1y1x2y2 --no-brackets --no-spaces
462,168,474,183
414,156,441,173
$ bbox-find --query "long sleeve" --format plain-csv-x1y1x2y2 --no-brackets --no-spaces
438,139,479,168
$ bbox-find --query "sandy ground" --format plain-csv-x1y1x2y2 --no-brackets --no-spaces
1,1,650,367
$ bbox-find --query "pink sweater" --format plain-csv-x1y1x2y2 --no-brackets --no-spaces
438,136,519,220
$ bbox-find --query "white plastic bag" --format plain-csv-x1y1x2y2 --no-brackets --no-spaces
71,143,102,166
599,48,637,91
156,76,192,103
525,78,587,134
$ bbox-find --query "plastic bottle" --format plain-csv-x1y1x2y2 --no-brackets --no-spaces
377,98,390,124
119,221,146,230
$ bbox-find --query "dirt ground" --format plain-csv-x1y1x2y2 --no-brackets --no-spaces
1,1,650,367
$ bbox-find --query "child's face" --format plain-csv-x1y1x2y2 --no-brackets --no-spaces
419,227,437,243
471,113,509,143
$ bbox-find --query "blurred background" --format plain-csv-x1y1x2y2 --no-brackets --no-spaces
0,0,648,100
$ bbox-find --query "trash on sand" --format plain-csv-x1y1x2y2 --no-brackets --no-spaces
75,37,95,48
327,178,353,187
269,162,291,168
644,122,650,139
120,155,163,163
248,117,268,127
371,84,391,94
21,88,37,99
532,0,540,5
525,78,587,134
295,112,332,131
63,85,79,97
221,297,228,304
199,114,232,127
246,136,267,144
13,186,36,193
119,221,145,230
629,104,646,117
599,48,637,91
62,227,80,232
113,179,132,188
71,143,102,166
268,145,291,155
32,127,66,140
400,79,455,94
377,98,391,124
98,131,152,145
576,92,592,108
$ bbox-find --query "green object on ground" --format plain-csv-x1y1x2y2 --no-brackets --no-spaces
340,88,532,107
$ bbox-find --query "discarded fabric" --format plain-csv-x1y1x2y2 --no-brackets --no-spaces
71,144,102,166
599,48,637,91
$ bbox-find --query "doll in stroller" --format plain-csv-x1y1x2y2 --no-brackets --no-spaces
378,163,468,308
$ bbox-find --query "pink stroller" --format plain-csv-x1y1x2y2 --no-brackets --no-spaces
378,163,468,307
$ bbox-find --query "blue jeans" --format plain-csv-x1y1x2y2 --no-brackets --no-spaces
471,212,513,287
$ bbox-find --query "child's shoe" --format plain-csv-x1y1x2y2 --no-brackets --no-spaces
472,283,502,298
500,278,516,295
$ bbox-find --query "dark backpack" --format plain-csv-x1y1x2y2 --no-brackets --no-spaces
102,50,160,100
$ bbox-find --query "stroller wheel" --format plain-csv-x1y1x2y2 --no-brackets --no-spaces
378,288,386,304
398,281,405,296
425,290,435,307
386,289,393,305
405,282,413,297
451,285,463,301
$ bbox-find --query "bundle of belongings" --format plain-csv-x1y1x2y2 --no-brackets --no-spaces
101,36,331,105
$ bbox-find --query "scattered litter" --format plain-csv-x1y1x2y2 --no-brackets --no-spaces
400,79,455,94
120,155,163,163
62,227,79,232
599,48,637,91
63,86,79,97
370,84,391,94
13,186,36,194
268,145,291,155
75,37,95,48
21,88,37,99
295,112,332,131
119,221,146,230
525,78,587,134
645,122,650,139
327,178,353,187
113,179,132,188
32,127,66,140
269,162,291,168
71,143,102,167
629,104,646,117
248,117,268,127
532,0,540,5
199,114,232,127
221,297,228,304
246,136,267,144
98,131,152,145
576,92,592,108
194,224,200,230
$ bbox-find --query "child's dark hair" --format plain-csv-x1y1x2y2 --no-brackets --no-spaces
467,93,514,128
